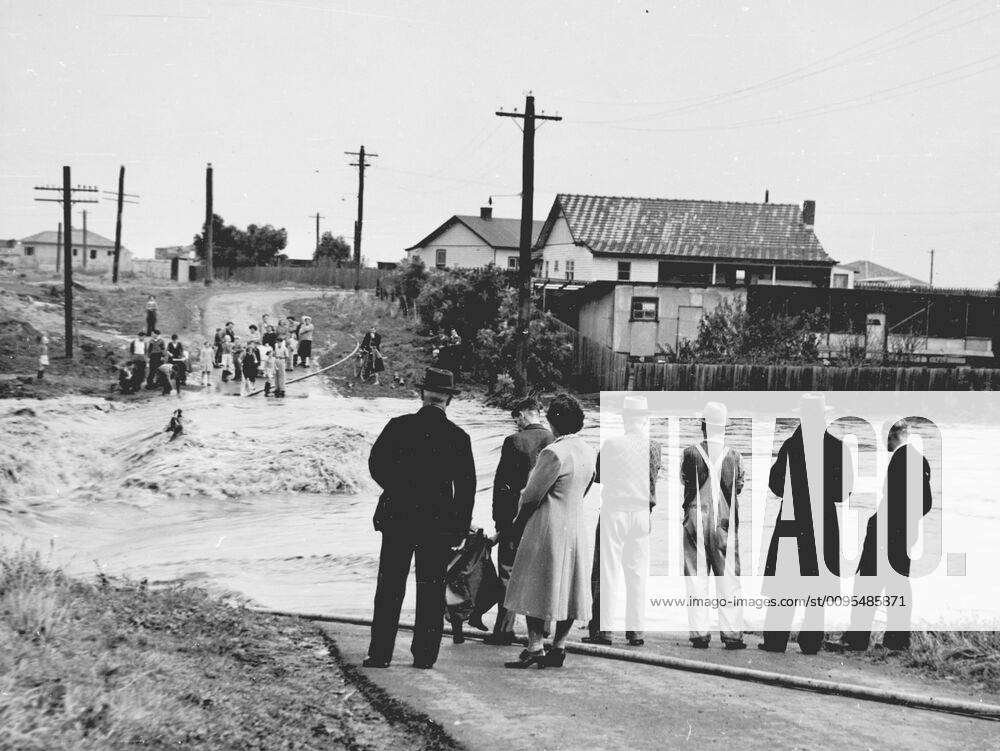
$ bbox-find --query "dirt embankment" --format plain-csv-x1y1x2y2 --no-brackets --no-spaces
0,278,208,400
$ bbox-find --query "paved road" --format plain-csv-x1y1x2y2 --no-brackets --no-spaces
322,622,1000,751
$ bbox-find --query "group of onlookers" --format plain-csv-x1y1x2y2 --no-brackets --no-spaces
118,295,318,398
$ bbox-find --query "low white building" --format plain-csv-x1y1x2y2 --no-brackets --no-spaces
405,206,544,270
16,228,134,274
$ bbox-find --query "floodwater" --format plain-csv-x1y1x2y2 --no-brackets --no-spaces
1,291,997,628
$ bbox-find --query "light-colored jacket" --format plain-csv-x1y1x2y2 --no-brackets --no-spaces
503,433,597,621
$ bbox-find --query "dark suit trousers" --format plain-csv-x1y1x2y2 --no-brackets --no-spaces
492,525,518,636
368,531,450,665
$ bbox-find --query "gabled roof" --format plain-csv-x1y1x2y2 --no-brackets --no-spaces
20,229,118,247
407,215,544,252
535,193,836,265
841,259,927,287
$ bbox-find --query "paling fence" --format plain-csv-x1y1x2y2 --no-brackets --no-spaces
192,265,384,288
630,362,1000,391
546,315,630,391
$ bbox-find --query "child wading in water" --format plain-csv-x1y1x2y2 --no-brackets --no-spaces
262,346,276,396
199,341,214,387
36,334,49,380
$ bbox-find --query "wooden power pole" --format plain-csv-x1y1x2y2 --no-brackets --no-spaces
496,93,561,393
204,162,214,286
928,248,936,287
33,167,98,358
81,210,88,269
104,166,139,284
312,212,324,258
345,145,377,291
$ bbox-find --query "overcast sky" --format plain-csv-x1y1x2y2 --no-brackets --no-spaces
2,0,998,286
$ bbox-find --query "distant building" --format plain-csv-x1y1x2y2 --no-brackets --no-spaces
154,244,196,261
533,194,838,357
14,229,133,273
842,259,927,288
830,264,856,289
405,205,544,270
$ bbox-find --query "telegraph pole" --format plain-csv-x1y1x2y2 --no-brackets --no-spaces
103,166,139,284
33,168,98,358
928,248,935,287
345,145,377,291
81,210,88,269
496,93,562,393
312,212,324,258
204,162,214,286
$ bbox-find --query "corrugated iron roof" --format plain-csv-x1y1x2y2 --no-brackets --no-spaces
538,194,835,265
841,259,927,286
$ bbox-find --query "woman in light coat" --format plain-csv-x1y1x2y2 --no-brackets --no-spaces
503,393,596,669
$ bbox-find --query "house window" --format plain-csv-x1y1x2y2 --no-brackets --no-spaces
631,297,658,321
24,246,35,256
617,261,631,281
544,260,550,277
72,248,79,256
832,272,849,289
507,257,519,269
89,249,97,259
107,250,114,257
565,260,575,280
435,249,446,268
553,260,559,272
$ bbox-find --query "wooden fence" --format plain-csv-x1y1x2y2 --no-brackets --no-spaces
193,265,385,288
630,362,1000,391
547,316,630,391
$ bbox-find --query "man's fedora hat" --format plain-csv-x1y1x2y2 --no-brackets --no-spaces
416,367,461,395
621,394,650,415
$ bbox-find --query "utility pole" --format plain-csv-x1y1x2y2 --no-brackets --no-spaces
104,166,139,284
928,248,935,287
312,212,324,259
81,210,88,269
204,162,214,286
33,168,98,358
496,93,562,393
345,145,377,291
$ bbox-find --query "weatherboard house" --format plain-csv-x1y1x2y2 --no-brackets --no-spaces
405,205,544,270
532,193,837,358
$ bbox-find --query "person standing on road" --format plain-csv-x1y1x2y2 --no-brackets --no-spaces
272,337,288,397
297,315,314,368
503,394,596,669
585,394,661,648
485,397,554,646
145,330,164,389
240,342,260,397
145,295,158,336
36,334,49,381
167,334,187,392
681,401,746,650
364,368,476,669
360,324,384,385
129,331,148,392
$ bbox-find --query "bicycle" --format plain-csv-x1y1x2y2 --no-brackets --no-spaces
354,349,380,383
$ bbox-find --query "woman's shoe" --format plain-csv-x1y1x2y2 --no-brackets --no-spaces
540,647,566,668
503,649,546,669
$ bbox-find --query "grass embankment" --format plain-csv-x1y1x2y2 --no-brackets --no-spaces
894,631,1000,693
0,549,459,750
286,293,444,398
0,278,207,399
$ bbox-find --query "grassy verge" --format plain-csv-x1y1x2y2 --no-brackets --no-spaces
0,278,208,399
893,631,1000,693
0,549,459,750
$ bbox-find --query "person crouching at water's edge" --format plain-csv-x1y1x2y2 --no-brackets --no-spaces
503,393,596,669
364,368,476,669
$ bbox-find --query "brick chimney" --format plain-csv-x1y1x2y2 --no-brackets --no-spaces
480,205,492,220
802,200,816,227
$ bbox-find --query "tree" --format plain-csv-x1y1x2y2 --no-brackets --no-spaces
193,214,288,268
314,232,351,264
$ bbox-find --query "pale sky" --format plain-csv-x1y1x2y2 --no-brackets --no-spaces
2,0,998,287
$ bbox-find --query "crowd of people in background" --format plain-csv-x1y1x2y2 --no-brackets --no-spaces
117,295,318,398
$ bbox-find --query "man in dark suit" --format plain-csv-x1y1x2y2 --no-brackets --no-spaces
836,419,933,652
760,394,853,655
483,397,554,646
365,368,476,669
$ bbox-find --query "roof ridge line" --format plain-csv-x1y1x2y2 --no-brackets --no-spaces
555,192,802,207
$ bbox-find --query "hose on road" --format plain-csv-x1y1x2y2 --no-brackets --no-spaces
253,609,1000,721
246,342,360,397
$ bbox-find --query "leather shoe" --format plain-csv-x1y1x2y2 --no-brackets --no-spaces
504,648,546,669
362,657,390,668
467,615,490,632
690,637,710,649
627,637,645,647
723,640,747,650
